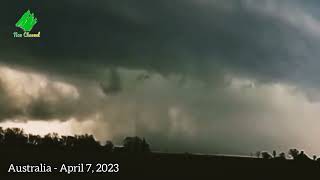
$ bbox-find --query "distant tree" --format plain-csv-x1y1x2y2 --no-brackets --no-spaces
123,136,150,153
255,151,261,158
279,152,286,160
104,140,114,152
313,155,317,161
40,133,62,147
288,149,300,159
261,152,272,159
74,134,100,148
37,133,62,148
272,150,277,158
61,136,77,147
0,127,151,155
3,128,27,145
296,151,311,161
28,134,41,145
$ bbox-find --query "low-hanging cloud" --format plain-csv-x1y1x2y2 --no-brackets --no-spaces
0,65,319,155
1,0,320,155
0,66,80,120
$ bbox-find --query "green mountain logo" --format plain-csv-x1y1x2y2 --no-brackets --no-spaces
15,10,38,32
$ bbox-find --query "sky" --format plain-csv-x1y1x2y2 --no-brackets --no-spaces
1,0,320,155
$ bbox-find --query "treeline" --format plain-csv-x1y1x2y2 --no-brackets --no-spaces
1,126,319,161
254,149,317,161
0,127,150,153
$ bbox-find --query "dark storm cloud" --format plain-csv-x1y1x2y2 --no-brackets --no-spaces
2,0,320,155
1,0,320,88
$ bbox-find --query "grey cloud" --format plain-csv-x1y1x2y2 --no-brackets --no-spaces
0,67,80,121
0,64,319,155
2,0,320,155
1,0,320,90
